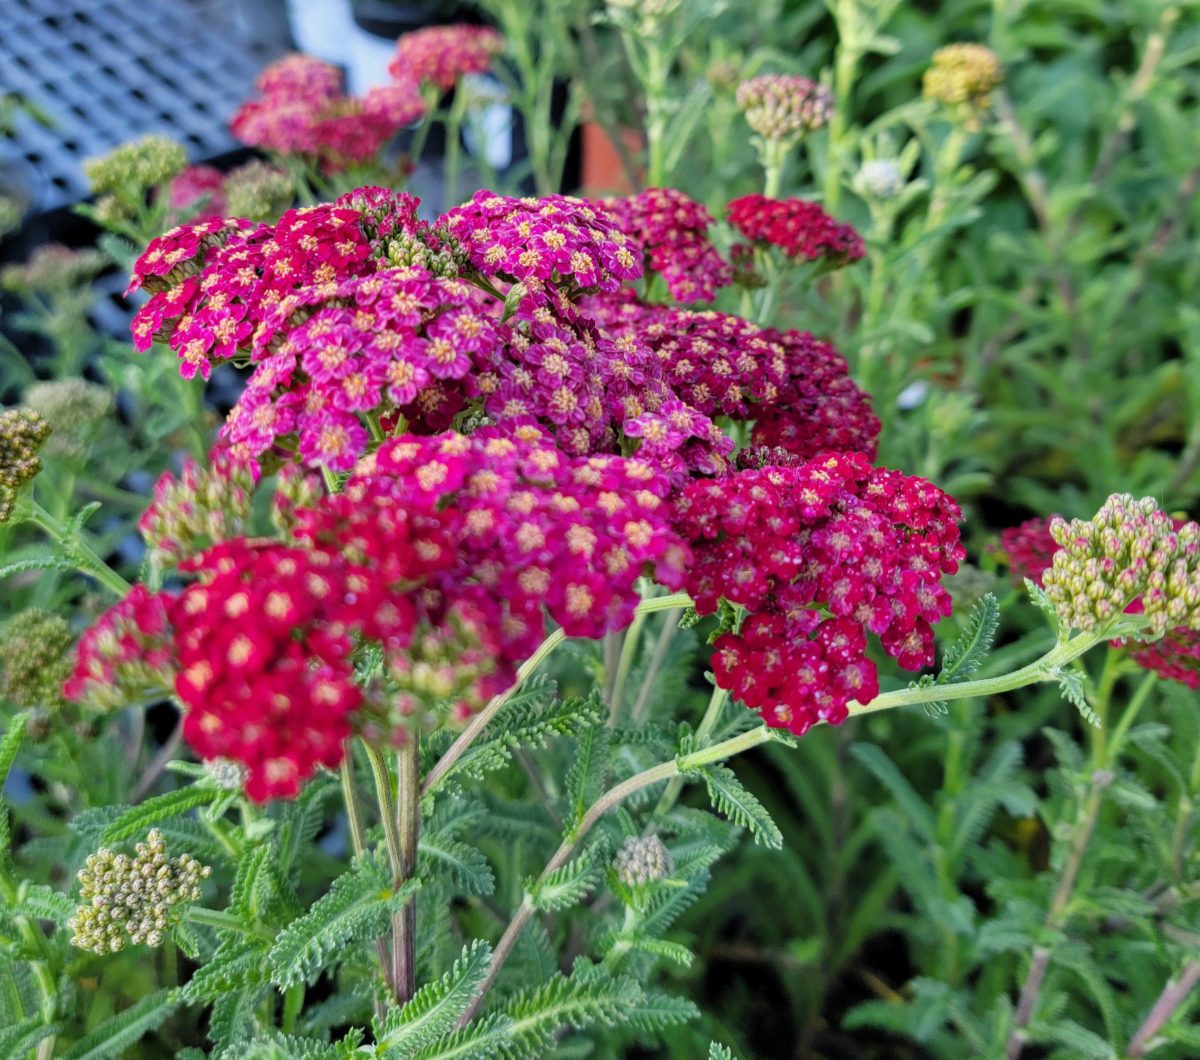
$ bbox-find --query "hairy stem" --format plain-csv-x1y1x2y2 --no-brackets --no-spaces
630,608,682,724
25,498,130,597
394,737,421,1004
1126,959,1200,1058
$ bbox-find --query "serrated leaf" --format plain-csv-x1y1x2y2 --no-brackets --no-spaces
530,853,598,913
419,835,495,897
0,1016,58,1059
374,939,492,1056
63,989,178,1059
66,502,103,535
101,786,219,844
938,593,999,684
13,882,74,926
268,853,420,988
0,554,80,581
709,1044,736,1060
230,844,275,921
409,1013,514,1060
182,939,270,1002
698,765,782,848
565,724,610,832
1057,669,1100,727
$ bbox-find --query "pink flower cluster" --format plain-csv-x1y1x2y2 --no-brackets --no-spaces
231,54,424,170
388,24,505,92
997,515,1061,587
587,292,879,461
602,188,732,304
675,451,964,734
166,165,226,222
728,194,864,267
67,428,686,798
442,190,641,293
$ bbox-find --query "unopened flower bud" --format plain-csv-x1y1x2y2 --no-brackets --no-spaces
84,135,188,198
0,408,50,524
854,159,905,201
613,834,674,887
0,609,74,712
736,75,833,143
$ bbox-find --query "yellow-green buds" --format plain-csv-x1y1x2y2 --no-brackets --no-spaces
923,44,1002,116
69,830,211,954
84,134,188,198
23,379,114,463
0,408,50,523
1041,494,1200,636
223,160,294,223
0,608,74,711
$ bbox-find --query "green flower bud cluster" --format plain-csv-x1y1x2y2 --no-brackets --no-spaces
205,756,249,792
736,75,833,144
923,44,1003,113
69,830,211,954
223,160,294,223
0,608,74,711
1042,494,1200,636
383,224,467,279
613,834,674,887
0,244,106,297
0,408,50,524
271,465,325,536
140,456,257,571
23,379,114,463
84,134,188,198
854,159,905,201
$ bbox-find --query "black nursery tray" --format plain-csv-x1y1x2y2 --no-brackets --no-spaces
0,0,292,217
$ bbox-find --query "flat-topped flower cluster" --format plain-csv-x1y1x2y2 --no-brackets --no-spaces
69,181,971,798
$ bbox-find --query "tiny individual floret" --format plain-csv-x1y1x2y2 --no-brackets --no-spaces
84,134,188,198
613,834,674,887
221,160,294,222
923,43,1003,116
736,75,833,143
0,408,50,524
69,830,211,954
0,608,74,712
854,159,905,201
23,379,114,463
388,24,505,92
1041,494,1200,637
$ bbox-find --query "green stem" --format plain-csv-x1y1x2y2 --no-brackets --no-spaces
630,608,682,724
393,737,420,1004
458,722,775,1028
762,138,788,199
608,608,647,724
184,905,274,941
443,86,470,210
25,498,130,597
341,749,392,1005
823,31,860,214
653,683,730,819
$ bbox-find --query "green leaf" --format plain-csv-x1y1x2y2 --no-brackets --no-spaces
624,990,699,1034
12,882,74,926
374,939,492,1056
419,835,495,897
1057,669,1100,727
0,554,80,582
938,593,999,684
0,1016,58,1059
230,844,276,921
565,724,610,832
207,987,267,1050
529,853,599,913
851,744,937,843
698,765,782,848
181,939,270,1002
101,786,219,844
409,1013,514,1060
268,853,420,988
0,714,28,791
63,989,179,1060
709,1044,736,1060
66,502,103,535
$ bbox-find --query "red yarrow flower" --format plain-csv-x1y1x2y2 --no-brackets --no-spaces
727,194,864,268
388,24,505,92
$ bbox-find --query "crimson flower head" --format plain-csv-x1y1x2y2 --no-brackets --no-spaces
727,194,864,268
601,188,732,304
388,24,505,92
675,453,964,736
996,516,1059,588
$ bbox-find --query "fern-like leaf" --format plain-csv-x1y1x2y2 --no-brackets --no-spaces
698,765,782,848
938,593,999,684
0,1016,58,1059
565,724,610,832
374,938,492,1056
181,939,270,1002
0,713,28,790
101,786,218,844
62,989,179,1059
419,835,495,897
709,1044,736,1060
1057,669,1100,727
268,853,421,988
529,853,598,913
409,1013,514,1060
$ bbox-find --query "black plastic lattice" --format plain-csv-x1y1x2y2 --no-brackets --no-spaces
0,0,292,215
